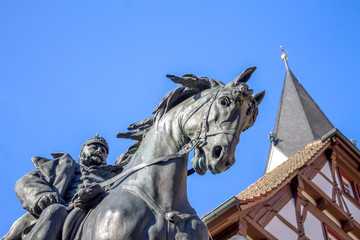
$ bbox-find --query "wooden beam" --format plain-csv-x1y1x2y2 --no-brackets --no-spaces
342,220,354,233
237,217,247,237
333,137,360,164
333,144,359,175
206,205,239,236
316,198,330,211
212,223,238,240
244,216,277,240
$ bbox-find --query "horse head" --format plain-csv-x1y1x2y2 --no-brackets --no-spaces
116,67,264,175
183,67,265,175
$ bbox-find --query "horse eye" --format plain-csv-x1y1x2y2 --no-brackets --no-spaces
219,97,231,106
247,105,254,115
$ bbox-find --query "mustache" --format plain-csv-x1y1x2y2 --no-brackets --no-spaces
90,154,103,161
91,152,102,158
80,152,105,166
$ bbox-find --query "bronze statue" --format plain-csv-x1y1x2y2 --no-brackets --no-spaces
3,67,264,240
3,135,123,240
78,67,264,239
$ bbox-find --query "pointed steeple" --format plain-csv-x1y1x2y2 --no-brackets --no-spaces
265,47,334,173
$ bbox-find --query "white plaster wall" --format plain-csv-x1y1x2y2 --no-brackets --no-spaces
266,145,288,173
320,160,333,182
312,173,333,199
278,198,297,229
264,216,298,240
343,196,360,223
303,212,323,240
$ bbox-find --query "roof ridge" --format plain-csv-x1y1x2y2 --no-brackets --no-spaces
290,71,334,139
272,70,288,138
287,70,315,140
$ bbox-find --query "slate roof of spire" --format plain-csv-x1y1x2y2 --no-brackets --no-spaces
271,67,334,158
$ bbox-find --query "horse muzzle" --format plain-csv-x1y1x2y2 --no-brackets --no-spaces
208,145,235,174
190,144,236,175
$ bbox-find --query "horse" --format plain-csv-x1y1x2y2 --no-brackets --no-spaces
75,67,265,240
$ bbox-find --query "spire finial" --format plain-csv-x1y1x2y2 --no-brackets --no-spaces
280,45,290,71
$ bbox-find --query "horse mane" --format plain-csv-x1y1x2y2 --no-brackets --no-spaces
115,74,224,165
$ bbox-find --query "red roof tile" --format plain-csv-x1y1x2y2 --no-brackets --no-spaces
236,139,329,202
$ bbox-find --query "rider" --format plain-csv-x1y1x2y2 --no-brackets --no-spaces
3,134,123,240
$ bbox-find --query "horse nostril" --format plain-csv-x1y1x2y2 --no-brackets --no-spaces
225,157,235,167
212,145,223,159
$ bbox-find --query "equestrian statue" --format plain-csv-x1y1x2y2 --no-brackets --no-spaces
3,67,265,240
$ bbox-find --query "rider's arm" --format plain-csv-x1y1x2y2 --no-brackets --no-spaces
15,169,58,216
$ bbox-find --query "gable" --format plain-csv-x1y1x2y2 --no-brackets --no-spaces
204,131,360,240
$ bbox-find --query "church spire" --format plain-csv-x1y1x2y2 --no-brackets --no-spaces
265,47,334,173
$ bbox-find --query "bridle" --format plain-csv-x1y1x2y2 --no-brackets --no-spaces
100,88,242,188
181,89,239,154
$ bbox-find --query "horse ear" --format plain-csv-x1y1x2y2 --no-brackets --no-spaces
254,90,265,105
227,67,257,87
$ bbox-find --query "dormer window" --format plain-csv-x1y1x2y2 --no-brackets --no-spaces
324,224,343,240
338,168,359,202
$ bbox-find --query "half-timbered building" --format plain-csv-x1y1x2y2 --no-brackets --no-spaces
202,54,360,240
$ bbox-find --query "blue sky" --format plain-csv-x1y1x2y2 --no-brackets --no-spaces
1,1,360,236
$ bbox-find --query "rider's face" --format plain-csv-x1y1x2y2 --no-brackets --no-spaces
80,143,108,166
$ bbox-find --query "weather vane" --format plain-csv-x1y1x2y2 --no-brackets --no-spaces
280,45,288,60
280,45,289,70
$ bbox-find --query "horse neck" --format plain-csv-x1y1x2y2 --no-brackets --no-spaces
129,107,187,164
123,105,193,213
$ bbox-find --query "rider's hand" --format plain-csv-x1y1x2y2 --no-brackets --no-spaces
73,184,104,209
36,192,63,211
